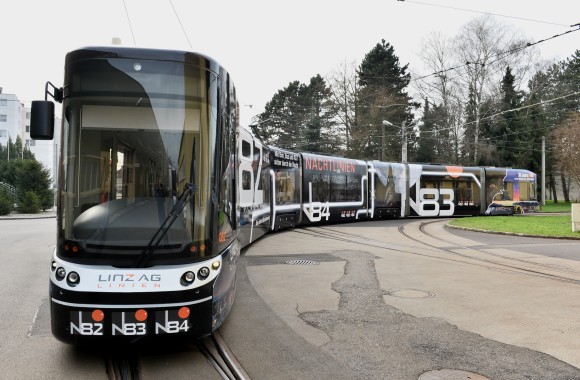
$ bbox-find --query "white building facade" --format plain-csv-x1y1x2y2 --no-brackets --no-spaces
0,91,26,158
0,89,60,188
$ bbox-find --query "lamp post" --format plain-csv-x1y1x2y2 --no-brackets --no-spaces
382,120,407,163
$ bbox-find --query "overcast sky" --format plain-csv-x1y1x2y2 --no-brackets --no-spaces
2,0,579,127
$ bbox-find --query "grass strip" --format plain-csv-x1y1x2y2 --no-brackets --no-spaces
449,215,580,239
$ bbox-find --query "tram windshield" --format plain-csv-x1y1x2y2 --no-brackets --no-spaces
58,57,218,265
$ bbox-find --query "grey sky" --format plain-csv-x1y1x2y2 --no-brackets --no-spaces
2,0,578,127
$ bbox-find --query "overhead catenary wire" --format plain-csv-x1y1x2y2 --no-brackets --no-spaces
169,0,193,50
121,0,137,46
396,0,571,28
412,26,580,82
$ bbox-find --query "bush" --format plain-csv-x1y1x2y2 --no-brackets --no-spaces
0,189,12,215
18,191,41,214
38,188,54,211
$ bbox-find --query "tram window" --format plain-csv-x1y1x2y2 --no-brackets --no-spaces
502,183,513,200
242,170,251,190
276,171,296,204
421,180,437,199
253,145,260,162
345,174,361,201
330,174,346,202
242,140,251,158
520,182,535,201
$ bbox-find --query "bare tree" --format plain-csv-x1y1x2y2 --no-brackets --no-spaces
453,15,534,164
550,113,580,199
415,16,539,165
326,59,358,154
414,31,464,163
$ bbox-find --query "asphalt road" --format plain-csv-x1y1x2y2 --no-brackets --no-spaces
2,217,580,379
222,218,580,380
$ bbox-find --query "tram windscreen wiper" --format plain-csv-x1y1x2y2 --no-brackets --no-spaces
137,138,197,268
135,183,198,268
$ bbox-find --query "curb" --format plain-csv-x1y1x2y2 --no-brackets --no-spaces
0,213,56,220
445,222,580,240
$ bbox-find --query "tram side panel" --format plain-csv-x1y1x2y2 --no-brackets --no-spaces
369,161,407,219
484,167,539,214
408,164,484,217
300,153,368,225
237,127,271,248
269,147,302,231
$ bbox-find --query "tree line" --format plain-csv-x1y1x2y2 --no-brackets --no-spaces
255,16,580,202
0,135,54,214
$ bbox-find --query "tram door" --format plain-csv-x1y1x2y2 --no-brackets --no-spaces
237,127,269,247
114,142,135,200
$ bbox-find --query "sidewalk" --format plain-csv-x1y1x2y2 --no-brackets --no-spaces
0,209,56,220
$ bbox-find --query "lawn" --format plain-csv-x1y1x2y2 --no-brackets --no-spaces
540,200,573,213
448,215,580,239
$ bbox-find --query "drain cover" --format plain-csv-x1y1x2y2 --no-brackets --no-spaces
286,259,319,265
419,369,490,380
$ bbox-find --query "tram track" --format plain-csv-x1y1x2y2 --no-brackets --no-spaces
294,219,580,286
104,331,249,380
195,331,249,380
417,220,580,276
105,352,141,380
406,219,580,285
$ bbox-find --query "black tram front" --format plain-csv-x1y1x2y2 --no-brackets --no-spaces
32,47,238,344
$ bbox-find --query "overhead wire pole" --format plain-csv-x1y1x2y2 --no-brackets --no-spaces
383,119,408,163
542,136,546,206
401,121,407,163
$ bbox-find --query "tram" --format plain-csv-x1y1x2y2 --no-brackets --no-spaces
31,47,239,344
31,46,539,345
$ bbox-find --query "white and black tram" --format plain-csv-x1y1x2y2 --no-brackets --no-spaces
30,46,539,345
31,47,240,344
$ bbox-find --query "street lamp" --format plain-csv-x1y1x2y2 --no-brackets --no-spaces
382,120,407,163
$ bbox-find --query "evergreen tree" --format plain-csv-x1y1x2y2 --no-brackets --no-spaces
354,39,417,160
258,75,338,153
13,136,23,160
559,50,580,114
0,188,13,215
416,98,454,163
489,66,526,167
258,80,306,150
14,160,54,211
462,83,478,163
302,75,340,154
416,99,435,163
528,51,580,201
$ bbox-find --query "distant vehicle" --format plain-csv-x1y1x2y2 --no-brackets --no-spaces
30,46,539,345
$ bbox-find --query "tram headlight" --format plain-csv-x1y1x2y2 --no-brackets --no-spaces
198,267,210,280
67,272,80,286
51,261,57,271
211,260,220,271
180,271,195,286
55,267,66,280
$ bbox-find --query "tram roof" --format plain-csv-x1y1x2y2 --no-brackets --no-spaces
65,46,224,74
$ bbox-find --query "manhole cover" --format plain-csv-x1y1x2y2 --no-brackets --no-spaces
388,289,434,298
286,259,320,265
419,369,490,380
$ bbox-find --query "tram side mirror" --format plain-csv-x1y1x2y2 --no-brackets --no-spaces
30,100,55,140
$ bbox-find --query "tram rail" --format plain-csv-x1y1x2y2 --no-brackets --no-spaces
294,219,580,286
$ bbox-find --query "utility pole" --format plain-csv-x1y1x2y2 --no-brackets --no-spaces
383,119,408,163
401,121,407,163
381,122,385,161
541,136,545,206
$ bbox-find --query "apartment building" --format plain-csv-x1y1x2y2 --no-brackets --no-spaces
0,89,60,188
